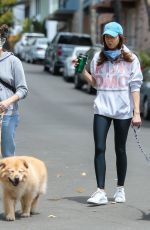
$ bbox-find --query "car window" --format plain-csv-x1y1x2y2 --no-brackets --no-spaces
86,49,95,60
25,36,42,45
58,35,92,46
64,49,74,57
26,36,43,40
27,38,36,45
37,39,48,45
75,50,87,56
86,48,100,60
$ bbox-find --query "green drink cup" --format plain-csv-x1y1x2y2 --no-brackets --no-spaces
75,54,88,73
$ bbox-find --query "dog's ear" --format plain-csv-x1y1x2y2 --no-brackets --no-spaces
0,162,6,169
22,160,29,169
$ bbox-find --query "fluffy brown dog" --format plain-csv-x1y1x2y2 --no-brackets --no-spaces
0,156,47,221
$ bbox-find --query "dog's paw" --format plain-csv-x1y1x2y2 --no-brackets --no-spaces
21,212,30,218
6,214,15,221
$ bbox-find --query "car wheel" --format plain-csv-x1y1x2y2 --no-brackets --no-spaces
24,55,28,63
52,63,59,75
63,68,69,82
44,65,49,71
63,75,69,82
143,98,150,120
74,74,83,89
31,59,34,64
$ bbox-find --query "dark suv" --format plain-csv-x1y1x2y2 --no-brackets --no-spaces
44,32,93,75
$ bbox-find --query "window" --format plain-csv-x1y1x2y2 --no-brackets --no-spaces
58,35,92,46
36,0,41,15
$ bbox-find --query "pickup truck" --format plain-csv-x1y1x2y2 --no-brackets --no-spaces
44,32,93,75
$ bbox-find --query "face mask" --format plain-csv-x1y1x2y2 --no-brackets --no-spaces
0,37,6,48
103,49,121,61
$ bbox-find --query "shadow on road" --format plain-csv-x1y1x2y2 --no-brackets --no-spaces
137,209,150,221
63,196,115,205
63,196,89,204
0,212,21,221
0,211,21,221
0,210,40,221
0,213,5,221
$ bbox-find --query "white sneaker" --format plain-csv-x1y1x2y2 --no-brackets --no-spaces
114,187,126,203
87,189,108,205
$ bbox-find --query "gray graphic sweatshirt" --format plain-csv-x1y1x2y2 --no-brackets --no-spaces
0,52,28,115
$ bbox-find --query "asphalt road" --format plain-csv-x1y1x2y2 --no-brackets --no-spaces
0,63,150,229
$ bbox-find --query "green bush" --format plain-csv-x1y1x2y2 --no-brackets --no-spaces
22,18,32,33
138,50,150,68
22,18,46,34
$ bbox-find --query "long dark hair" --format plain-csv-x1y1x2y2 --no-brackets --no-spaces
0,24,9,38
97,35,133,66
0,24,10,51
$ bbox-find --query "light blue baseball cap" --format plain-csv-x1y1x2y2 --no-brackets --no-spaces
103,22,123,37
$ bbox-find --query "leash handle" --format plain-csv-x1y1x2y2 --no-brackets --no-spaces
132,126,150,165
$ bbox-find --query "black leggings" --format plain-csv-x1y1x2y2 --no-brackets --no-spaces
93,114,131,189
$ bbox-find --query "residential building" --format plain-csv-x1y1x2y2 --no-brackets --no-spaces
18,0,150,51
91,0,150,50
13,4,25,34
22,0,57,41
47,0,80,32
47,0,97,44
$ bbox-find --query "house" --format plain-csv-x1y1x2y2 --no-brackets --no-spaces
90,0,150,50
18,0,150,51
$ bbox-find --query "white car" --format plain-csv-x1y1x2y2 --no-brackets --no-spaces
63,46,90,81
27,37,49,63
14,32,45,59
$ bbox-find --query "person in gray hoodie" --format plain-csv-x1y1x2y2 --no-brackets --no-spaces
0,24,28,157
76,22,143,205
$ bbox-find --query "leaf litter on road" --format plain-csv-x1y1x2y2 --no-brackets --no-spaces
48,214,57,218
81,172,87,176
75,187,86,193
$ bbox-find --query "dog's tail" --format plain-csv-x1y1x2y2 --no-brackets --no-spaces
40,166,47,194
40,178,47,194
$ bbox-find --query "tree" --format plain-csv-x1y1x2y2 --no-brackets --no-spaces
0,0,17,26
0,0,27,26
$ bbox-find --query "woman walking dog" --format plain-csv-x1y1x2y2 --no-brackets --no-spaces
0,24,28,157
75,22,143,205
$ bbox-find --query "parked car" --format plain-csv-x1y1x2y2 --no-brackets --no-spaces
74,44,102,94
14,32,45,59
21,38,37,62
63,46,90,81
25,37,49,63
140,67,150,120
44,32,93,75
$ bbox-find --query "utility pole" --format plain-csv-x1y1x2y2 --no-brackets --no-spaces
79,0,83,33
91,0,97,44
